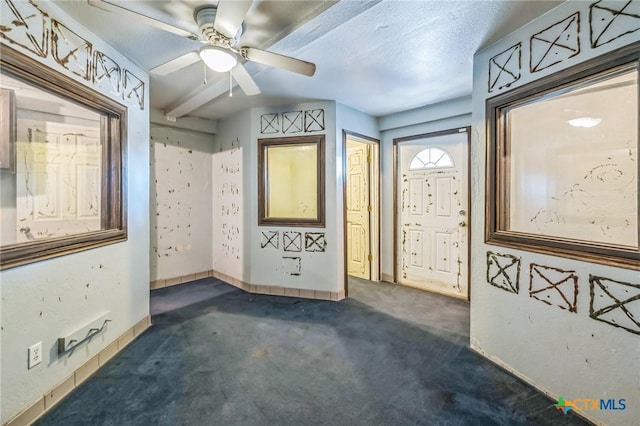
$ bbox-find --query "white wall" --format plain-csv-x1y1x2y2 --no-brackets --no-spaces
150,125,214,281
0,2,150,422
470,2,639,425
378,98,472,281
212,109,250,282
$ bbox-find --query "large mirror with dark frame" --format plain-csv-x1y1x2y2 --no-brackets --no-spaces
0,46,126,270
486,42,639,269
258,134,325,227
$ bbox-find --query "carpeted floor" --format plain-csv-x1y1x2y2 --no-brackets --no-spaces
35,277,587,425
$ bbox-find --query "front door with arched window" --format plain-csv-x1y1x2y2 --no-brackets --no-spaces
396,128,469,299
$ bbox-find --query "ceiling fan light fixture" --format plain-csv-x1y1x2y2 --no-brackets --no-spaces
199,46,237,73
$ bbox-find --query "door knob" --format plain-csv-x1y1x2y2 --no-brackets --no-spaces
458,221,467,227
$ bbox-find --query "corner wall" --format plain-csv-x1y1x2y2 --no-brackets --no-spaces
248,102,339,293
0,2,150,422
212,109,250,282
470,2,639,424
150,125,214,282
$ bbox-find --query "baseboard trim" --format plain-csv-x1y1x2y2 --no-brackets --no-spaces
211,269,346,301
470,342,602,426
4,315,152,426
150,270,212,290
380,273,394,283
151,269,345,301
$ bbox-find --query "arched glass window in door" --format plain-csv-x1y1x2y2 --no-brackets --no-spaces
409,147,454,170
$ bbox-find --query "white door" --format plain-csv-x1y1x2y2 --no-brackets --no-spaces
15,118,102,242
397,129,469,299
346,139,370,279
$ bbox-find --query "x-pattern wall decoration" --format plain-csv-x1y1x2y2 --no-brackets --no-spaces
51,19,92,81
260,231,279,249
304,109,325,132
530,12,580,73
282,111,303,134
488,43,522,92
0,0,49,58
529,263,578,312
305,232,326,252
93,51,121,96
589,0,640,48
589,275,640,335
0,0,146,110
123,70,145,110
283,231,302,252
260,113,279,134
486,251,521,294
282,256,301,276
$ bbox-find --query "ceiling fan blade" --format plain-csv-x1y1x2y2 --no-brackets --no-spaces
232,63,260,96
88,0,200,40
241,47,316,77
214,0,253,39
150,52,200,76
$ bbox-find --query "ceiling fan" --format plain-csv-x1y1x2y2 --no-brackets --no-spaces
88,0,317,97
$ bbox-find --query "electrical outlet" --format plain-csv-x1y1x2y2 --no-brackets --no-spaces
28,342,42,369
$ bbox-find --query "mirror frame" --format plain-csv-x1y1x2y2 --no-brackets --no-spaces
258,134,325,228
0,45,127,270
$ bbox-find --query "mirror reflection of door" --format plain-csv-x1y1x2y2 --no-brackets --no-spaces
346,136,379,280
397,129,469,299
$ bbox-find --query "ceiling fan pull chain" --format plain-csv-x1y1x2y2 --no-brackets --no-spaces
229,70,233,97
203,62,207,85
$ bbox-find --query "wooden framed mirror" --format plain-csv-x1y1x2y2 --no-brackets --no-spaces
258,134,325,227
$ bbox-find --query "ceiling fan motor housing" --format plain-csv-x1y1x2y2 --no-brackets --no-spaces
195,7,243,47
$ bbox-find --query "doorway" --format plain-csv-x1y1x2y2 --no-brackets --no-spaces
344,131,380,284
394,128,470,300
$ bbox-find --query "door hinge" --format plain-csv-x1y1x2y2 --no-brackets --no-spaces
367,155,372,163
368,254,373,262
367,205,372,212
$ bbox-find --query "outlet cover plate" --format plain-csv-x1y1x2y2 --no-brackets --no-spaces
28,342,42,369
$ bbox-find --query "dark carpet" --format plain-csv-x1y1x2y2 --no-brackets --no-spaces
35,277,587,426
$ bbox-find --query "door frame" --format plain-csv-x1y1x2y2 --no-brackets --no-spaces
342,130,380,296
393,127,472,300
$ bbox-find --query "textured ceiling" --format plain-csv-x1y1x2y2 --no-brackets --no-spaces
53,0,563,120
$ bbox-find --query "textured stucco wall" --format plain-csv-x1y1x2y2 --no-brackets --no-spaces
0,2,150,422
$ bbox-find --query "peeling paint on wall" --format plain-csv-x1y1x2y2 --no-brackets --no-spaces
212,139,243,273
282,256,302,276
150,127,213,280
